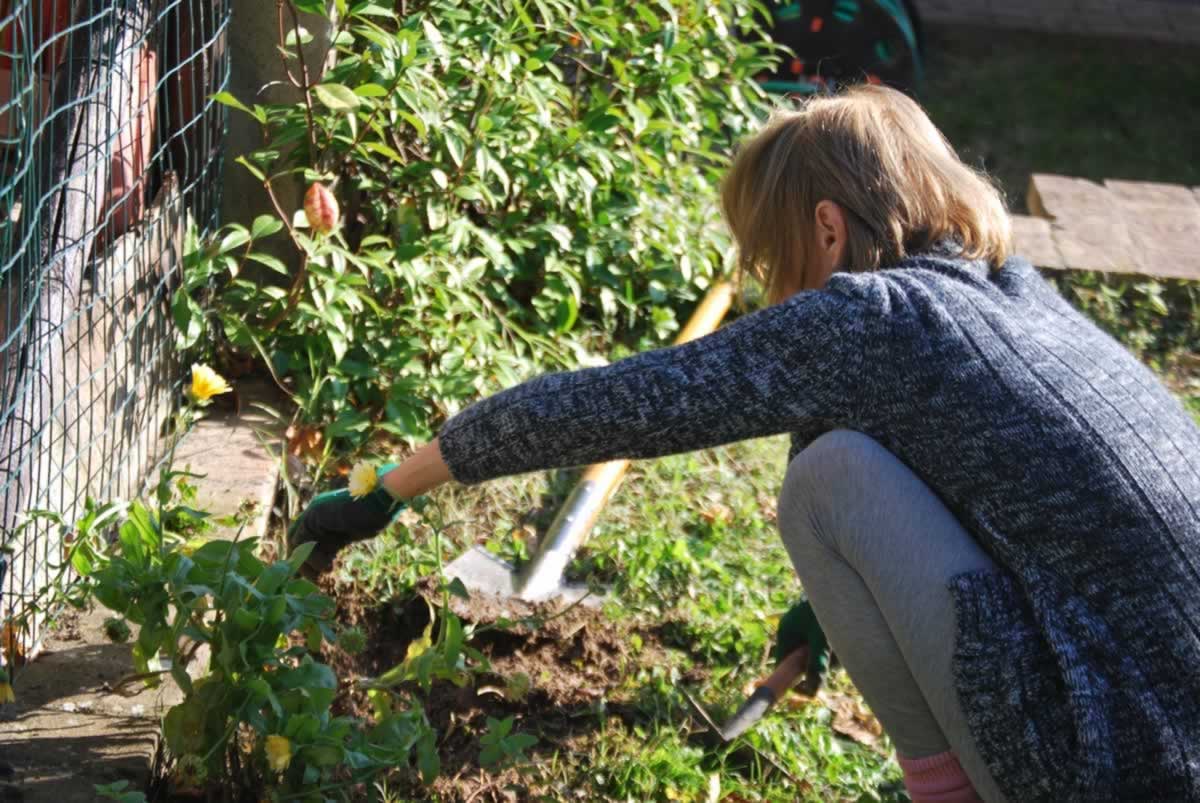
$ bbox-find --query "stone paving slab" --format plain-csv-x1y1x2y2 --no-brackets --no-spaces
1022,173,1200,280
1010,214,1064,270
171,377,284,542
0,606,180,802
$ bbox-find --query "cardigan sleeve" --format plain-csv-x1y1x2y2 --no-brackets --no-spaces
436,286,871,485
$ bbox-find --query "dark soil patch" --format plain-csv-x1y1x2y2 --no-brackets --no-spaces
318,575,689,801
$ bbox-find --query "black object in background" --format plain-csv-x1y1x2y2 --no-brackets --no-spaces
754,0,924,94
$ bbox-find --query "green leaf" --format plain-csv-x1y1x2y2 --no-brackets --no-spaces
247,252,289,276
443,131,464,167
234,154,266,182
211,91,252,116
286,541,315,572
555,294,578,332
417,729,440,782
218,227,251,254
327,328,348,363
354,82,389,97
171,288,203,349
313,83,362,111
303,744,345,768
251,214,283,239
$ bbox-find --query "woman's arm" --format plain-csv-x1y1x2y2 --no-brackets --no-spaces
380,438,452,499
433,286,869,486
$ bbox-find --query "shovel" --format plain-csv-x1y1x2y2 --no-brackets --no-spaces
683,647,809,742
445,282,736,605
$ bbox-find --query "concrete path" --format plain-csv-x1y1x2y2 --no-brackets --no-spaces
920,0,1200,44
1013,175,1200,279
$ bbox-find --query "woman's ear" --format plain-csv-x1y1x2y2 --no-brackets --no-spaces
813,200,848,280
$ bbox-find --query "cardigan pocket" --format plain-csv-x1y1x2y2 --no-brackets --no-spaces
949,568,1082,803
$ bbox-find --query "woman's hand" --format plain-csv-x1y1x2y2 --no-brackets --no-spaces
774,599,833,694
287,463,407,577
287,440,452,578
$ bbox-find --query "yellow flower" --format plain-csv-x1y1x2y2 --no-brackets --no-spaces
264,734,291,772
0,681,14,704
190,364,231,402
347,461,377,498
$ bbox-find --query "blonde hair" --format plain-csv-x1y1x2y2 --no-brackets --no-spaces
721,84,1011,302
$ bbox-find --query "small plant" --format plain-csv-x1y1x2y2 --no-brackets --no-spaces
0,366,444,799
478,715,538,768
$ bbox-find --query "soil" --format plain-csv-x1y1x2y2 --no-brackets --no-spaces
317,575,689,802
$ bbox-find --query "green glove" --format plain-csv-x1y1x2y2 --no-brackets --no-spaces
773,599,832,695
288,463,406,576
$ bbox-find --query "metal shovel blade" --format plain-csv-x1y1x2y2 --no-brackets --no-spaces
719,687,778,740
681,648,807,743
444,545,598,606
683,686,777,743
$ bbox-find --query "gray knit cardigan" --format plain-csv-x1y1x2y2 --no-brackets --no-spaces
438,250,1200,802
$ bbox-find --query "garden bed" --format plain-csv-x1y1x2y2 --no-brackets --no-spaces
319,577,675,801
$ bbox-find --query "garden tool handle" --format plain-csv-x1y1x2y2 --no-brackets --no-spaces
516,282,735,601
564,283,736,520
762,646,809,698
675,283,735,344
717,647,808,740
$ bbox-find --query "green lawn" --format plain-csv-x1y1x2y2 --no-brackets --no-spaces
920,24,1200,210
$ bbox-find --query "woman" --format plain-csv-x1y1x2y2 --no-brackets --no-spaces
291,85,1200,802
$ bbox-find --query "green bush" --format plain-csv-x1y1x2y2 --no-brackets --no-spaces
179,0,775,451
1050,272,1200,379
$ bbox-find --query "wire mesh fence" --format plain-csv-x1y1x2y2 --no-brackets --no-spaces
0,0,229,665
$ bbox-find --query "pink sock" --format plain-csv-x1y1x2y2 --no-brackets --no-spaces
897,751,983,803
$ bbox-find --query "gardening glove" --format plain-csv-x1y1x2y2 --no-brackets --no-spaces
773,599,832,695
288,463,406,577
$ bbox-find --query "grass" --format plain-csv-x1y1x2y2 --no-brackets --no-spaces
320,24,1199,803
919,24,1200,210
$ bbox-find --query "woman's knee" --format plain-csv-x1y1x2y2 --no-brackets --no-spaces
778,429,886,551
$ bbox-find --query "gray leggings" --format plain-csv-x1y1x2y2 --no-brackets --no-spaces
777,430,1007,803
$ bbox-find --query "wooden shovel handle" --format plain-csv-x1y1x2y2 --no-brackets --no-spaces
762,646,809,699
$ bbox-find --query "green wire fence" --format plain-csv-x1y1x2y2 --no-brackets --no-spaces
0,0,229,665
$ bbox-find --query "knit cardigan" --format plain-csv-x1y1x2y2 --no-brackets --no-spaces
438,250,1200,802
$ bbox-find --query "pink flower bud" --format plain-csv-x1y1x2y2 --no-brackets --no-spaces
304,182,339,234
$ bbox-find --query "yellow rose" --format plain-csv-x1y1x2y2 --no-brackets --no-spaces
190,364,231,402
0,681,14,704
347,461,377,498
264,734,291,772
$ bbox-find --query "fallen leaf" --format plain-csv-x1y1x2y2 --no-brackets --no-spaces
700,502,733,524
285,425,323,460
821,690,886,752
2,620,27,668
